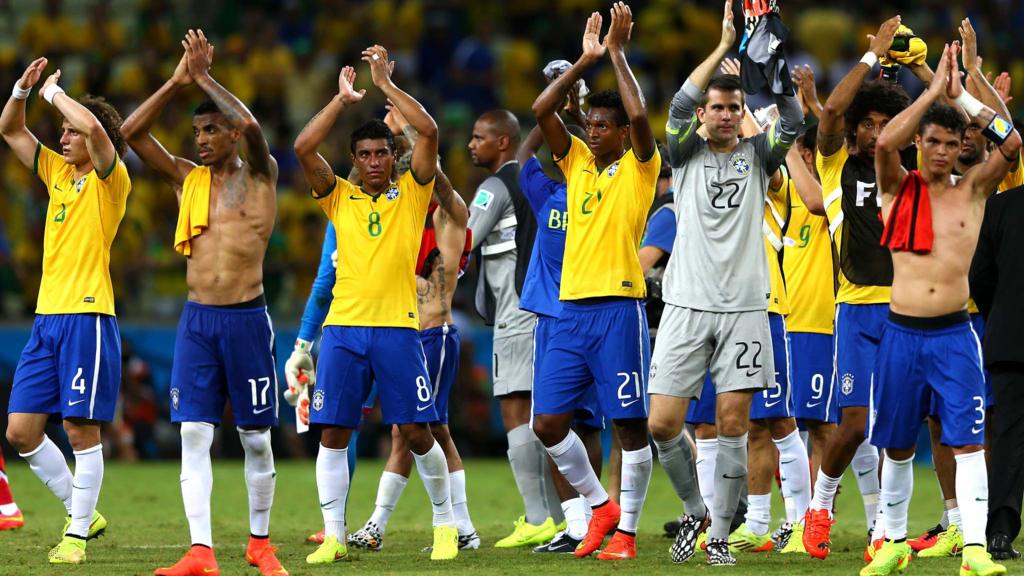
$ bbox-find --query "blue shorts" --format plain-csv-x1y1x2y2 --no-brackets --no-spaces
972,314,994,407
421,324,460,425
533,299,650,422
869,312,987,450
170,301,278,427
834,303,888,409
790,332,838,423
750,313,793,420
685,373,716,425
312,326,435,427
10,314,121,422
533,315,604,430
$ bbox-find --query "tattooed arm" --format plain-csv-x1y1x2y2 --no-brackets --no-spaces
294,66,365,196
433,169,468,228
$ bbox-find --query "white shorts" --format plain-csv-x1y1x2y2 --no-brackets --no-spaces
649,304,774,398
493,331,534,396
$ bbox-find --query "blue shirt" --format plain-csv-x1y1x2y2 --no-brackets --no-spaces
640,196,676,254
298,224,336,342
518,157,568,319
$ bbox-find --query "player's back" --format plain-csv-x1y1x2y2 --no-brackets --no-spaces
519,156,568,319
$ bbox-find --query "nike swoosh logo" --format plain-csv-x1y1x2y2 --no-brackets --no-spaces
780,459,796,465
621,399,640,408
432,498,449,507
722,473,746,480
204,569,217,574
887,498,908,507
416,404,432,412
764,400,780,408
806,402,822,408
320,498,338,508
746,369,761,377
857,469,873,477
976,497,988,502
349,195,366,200
253,406,272,414
972,427,983,434
68,399,86,406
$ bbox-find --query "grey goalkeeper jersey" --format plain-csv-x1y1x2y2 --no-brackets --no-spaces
663,79,802,312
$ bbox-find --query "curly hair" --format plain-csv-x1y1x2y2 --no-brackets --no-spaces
844,80,911,145
78,95,126,157
588,89,628,127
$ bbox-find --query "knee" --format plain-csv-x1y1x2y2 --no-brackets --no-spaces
716,413,747,437
5,425,41,454
237,427,272,458
648,416,682,444
531,416,562,447
400,423,433,454
180,422,215,452
768,417,797,439
431,424,452,445
63,420,100,452
320,426,349,450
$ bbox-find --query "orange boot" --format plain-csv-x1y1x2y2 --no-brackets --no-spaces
154,545,219,576
246,536,288,576
802,508,833,560
575,499,620,558
597,530,636,560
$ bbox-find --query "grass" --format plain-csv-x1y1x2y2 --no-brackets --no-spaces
0,459,1015,575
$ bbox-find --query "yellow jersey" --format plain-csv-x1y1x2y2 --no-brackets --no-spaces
997,154,1024,192
783,172,836,334
818,146,891,305
316,171,432,329
555,135,658,300
764,168,791,316
34,144,130,315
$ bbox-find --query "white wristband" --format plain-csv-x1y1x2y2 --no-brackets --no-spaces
860,52,879,69
41,84,64,105
11,82,30,100
294,338,312,352
955,91,984,118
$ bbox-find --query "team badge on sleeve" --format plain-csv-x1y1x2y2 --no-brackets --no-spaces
385,185,400,201
171,387,180,410
473,189,494,210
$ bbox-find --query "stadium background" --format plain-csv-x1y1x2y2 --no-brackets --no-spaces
0,0,1021,463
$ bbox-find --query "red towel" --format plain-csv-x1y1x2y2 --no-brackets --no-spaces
881,170,934,253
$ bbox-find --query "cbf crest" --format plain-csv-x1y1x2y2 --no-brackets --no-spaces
841,372,854,395
170,387,180,410
606,161,621,178
75,175,88,193
385,185,400,201
312,389,325,411
732,155,751,176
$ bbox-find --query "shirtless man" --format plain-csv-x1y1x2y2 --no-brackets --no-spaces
120,30,284,576
861,42,1019,576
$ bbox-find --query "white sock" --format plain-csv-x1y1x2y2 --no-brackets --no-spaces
369,471,408,533
881,453,913,541
852,439,881,531
238,428,275,538
954,451,988,546
695,438,718,518
449,470,475,536
746,493,772,536
543,430,608,507
871,499,885,541
562,496,588,539
810,469,840,516
618,445,652,533
180,422,214,547
20,436,73,514
316,444,349,539
784,497,797,524
413,441,454,527
775,430,811,522
941,500,955,529
948,506,962,529
68,444,104,538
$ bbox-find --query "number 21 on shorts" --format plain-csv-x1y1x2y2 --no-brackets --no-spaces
617,371,642,408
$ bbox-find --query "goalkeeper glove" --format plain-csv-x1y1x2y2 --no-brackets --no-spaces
284,338,314,406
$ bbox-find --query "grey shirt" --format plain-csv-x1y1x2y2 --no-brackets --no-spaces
663,79,803,312
469,163,536,338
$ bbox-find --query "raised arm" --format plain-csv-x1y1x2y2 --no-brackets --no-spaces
959,19,1012,124
0,58,46,168
819,16,902,156
791,64,824,119
434,169,469,228
294,66,364,196
185,30,276,179
363,45,437,184
876,44,951,198
532,13,605,159
517,125,546,167
604,2,654,161
120,52,199,187
787,144,825,215
689,0,735,93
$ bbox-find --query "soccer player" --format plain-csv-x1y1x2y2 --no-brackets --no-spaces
516,124,605,553
647,0,803,565
802,17,915,560
0,448,22,530
909,19,1020,558
346,105,480,552
1,57,129,565
292,47,458,563
531,2,658,561
862,41,1019,576
120,31,285,576
467,109,557,547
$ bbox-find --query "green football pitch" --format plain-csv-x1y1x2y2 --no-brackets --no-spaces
0,459,1014,575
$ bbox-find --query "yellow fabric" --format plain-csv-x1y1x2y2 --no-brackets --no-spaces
555,135,658,300
784,178,836,334
881,26,927,67
174,166,211,257
764,169,791,315
318,171,433,329
818,146,891,304
34,144,131,315
997,154,1024,192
